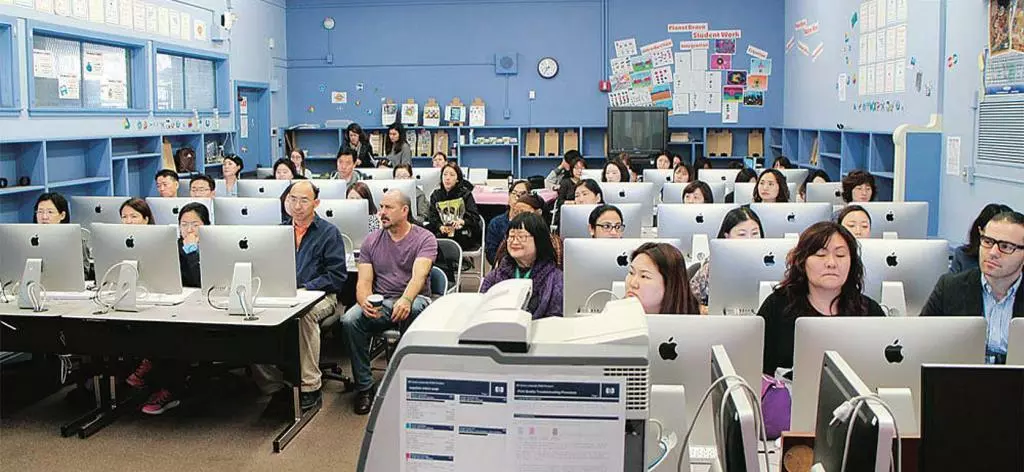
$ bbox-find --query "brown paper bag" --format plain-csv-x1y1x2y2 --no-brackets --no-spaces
525,129,541,156
433,131,449,156
748,130,764,157
161,139,175,170
563,129,579,153
544,129,560,157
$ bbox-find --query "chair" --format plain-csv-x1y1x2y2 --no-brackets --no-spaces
435,238,464,294
319,304,354,391
378,267,449,366
461,214,487,286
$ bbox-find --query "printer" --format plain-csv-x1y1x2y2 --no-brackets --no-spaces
357,279,651,471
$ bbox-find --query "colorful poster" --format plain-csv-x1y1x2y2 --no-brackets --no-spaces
651,84,672,108
631,70,652,89
401,102,419,125
722,101,739,123
611,57,630,75
609,90,630,107
710,54,732,70
630,54,653,73
714,39,736,54
747,74,768,91
615,38,638,58
651,66,673,86
650,48,674,68
84,51,104,79
1011,0,1024,53
750,58,773,76
726,70,747,86
331,91,347,104
723,86,744,102
743,91,764,107
58,73,80,100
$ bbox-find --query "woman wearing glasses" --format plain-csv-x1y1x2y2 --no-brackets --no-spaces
480,212,563,319
588,204,625,239
485,180,532,266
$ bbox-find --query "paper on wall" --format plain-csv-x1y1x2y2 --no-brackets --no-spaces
102,0,117,24
118,0,131,28
628,88,653,106
865,32,876,63
690,49,708,70
469,105,486,126
704,71,722,92
704,92,722,113
885,27,897,60
72,0,88,18
865,66,876,95
58,73,80,99
614,38,638,58
650,48,674,68
894,25,907,59
401,103,419,125
858,66,868,95
945,136,961,176
876,0,887,29
610,57,630,75
180,12,191,41
690,92,703,112
157,7,169,36
668,23,708,33
133,2,146,31
674,51,691,72
36,0,54,14
867,1,877,32
692,30,742,40
747,74,768,91
672,92,690,115
811,43,824,62
860,2,870,33
102,51,126,80
651,66,673,86
54,0,69,16
746,45,769,59
640,38,674,54
722,101,739,123
169,10,180,37
145,3,158,33
32,50,57,78
750,58,772,75
838,73,848,102
858,35,868,65
884,61,896,93
84,51,104,79
651,84,672,108
679,40,710,50
609,90,630,107
239,115,248,138
874,63,886,93
894,60,906,92
896,0,908,21
803,22,820,37
0,0,13,5
194,19,207,41
886,0,898,22
331,91,347,104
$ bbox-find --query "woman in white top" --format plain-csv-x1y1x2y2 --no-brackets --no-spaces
289,150,314,178
221,154,243,197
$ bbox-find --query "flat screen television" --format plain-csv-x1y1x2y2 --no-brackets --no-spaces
608,107,668,160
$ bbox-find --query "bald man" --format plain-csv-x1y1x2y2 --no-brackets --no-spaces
342,190,437,415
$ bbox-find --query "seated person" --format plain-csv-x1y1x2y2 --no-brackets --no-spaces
601,160,629,183
331,148,364,187
189,174,215,199
588,204,625,239
221,154,244,197
921,210,1024,364
342,190,437,414
485,180,531,265
120,198,155,225
837,205,871,239
155,169,180,198
555,155,585,209
772,156,794,169
753,169,790,203
432,151,449,169
693,157,713,173
347,182,382,232
393,164,429,218
624,243,698,315
723,168,758,203
33,192,91,276
572,179,604,205
654,151,672,170
271,158,302,180
950,203,1014,274
797,169,829,202
176,202,208,288
545,150,582,190
691,206,765,313
673,163,694,184
683,181,714,204
841,170,876,203
481,213,563,319
494,195,562,267
425,162,482,251
758,221,885,378
290,150,314,178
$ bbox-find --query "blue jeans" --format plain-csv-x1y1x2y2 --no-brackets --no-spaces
341,296,430,392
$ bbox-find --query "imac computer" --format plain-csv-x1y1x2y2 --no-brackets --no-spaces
199,226,298,312
359,168,396,180
70,196,131,227
758,168,808,186
707,238,799,316
581,169,603,181
697,169,742,192
145,197,214,225
599,182,656,227
661,182,728,204
314,180,353,200
563,237,682,315
920,363,1024,471
858,239,949,317
316,199,370,251
655,203,741,260
0,224,88,307
641,169,673,201
791,316,987,433
213,198,283,225
805,182,845,205
646,315,763,447
558,203,643,239
91,223,184,309
1007,319,1024,365
710,345,763,472
412,167,442,198
813,351,898,472
362,179,419,219
214,179,230,197
857,202,929,239
749,202,832,238
732,183,800,205
236,179,291,198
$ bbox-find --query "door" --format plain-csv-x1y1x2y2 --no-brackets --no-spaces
236,84,269,172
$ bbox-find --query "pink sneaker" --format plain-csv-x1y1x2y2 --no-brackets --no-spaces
141,389,180,415
125,359,152,389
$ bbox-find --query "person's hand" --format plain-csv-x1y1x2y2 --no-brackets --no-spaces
359,298,381,319
453,219,465,230
183,231,199,246
392,297,412,322
441,225,454,236
699,305,709,316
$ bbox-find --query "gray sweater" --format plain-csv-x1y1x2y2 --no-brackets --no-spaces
385,146,412,167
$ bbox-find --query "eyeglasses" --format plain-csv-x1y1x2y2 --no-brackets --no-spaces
179,222,203,230
35,210,59,217
510,190,528,199
979,233,1024,255
286,196,313,206
507,232,533,243
595,223,626,232
191,186,211,193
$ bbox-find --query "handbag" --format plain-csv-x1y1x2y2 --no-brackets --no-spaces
761,373,792,439
174,147,196,173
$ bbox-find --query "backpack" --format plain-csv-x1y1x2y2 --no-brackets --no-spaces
174,147,196,173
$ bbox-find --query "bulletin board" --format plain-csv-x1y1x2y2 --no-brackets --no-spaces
782,0,942,132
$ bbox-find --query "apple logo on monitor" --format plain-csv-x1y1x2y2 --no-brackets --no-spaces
125,235,135,249
884,339,904,363
238,237,249,250
241,207,249,216
172,207,180,215
786,212,796,223
885,211,895,222
259,186,266,193
618,190,626,198
383,187,390,193
658,337,678,361
94,205,102,214
762,251,775,267
833,190,842,198
30,234,40,247
886,252,899,267
616,251,629,267
325,209,334,218
695,213,705,224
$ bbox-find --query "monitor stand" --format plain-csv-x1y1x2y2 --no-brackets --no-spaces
113,260,139,312
877,387,918,435
758,281,778,309
18,258,44,311
690,234,710,262
880,281,907,317
229,262,254,316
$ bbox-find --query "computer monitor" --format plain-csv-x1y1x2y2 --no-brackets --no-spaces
642,169,673,200
748,202,832,238
858,239,949,317
214,179,230,197
655,203,741,258
562,237,682,315
145,197,214,225
212,198,283,225
805,182,845,205
176,178,191,197
558,203,643,239
1007,319,1024,365
581,169,603,181
599,182,656,227
316,199,370,251
856,202,929,239
254,167,274,179
412,167,442,198
0,224,87,297
758,168,808,186
920,363,1024,471
237,179,291,198
697,169,742,192
70,196,130,227
360,168,395,180
732,183,799,205
362,179,419,219
707,238,799,316
710,345,763,472
791,316,987,432
646,315,764,446
608,107,668,157
661,182,727,204
813,351,898,472
91,223,183,296
199,226,297,298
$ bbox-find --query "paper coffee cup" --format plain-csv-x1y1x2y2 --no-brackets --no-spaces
368,294,384,308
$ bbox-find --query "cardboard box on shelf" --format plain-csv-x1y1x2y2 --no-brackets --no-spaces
748,129,764,157
525,129,541,156
544,129,560,157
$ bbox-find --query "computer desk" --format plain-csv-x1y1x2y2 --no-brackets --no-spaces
0,289,325,453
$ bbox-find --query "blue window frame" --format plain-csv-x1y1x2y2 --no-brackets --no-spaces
153,43,229,115
25,21,148,115
0,16,20,114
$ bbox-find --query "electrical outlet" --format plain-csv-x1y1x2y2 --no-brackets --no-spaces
529,90,536,100
503,109,511,119
325,53,334,64
268,38,275,50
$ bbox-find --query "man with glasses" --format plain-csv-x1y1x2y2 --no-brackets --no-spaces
188,174,216,198
341,189,437,415
257,180,348,412
155,169,180,197
922,210,1024,364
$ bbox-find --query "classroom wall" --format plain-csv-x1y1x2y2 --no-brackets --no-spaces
0,0,286,139
284,0,784,128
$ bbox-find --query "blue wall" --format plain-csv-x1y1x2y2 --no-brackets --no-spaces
285,0,784,127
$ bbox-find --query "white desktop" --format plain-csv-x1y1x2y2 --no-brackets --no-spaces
707,238,799,316
661,182,728,204
315,199,370,251
804,182,845,205
697,169,742,193
655,203,741,261
412,167,442,198
199,226,298,312
749,202,832,238
858,239,949,317
91,223,185,310
563,237,683,315
0,224,88,308
1007,319,1024,365
599,182,656,227
145,197,214,225
237,179,291,198
212,198,283,225
361,179,419,219
857,202,929,239
558,203,643,239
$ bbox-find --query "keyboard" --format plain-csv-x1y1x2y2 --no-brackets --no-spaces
254,297,301,308
139,292,190,306
46,291,97,301
690,445,719,464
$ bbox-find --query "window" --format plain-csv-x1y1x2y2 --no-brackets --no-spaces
0,20,17,110
31,34,131,109
157,52,217,111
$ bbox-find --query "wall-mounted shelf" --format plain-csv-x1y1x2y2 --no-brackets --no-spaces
767,127,897,201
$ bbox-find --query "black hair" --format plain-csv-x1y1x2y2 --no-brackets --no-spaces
120,198,155,225
772,156,794,169
33,192,69,224
386,122,407,153
178,202,211,225
284,179,321,200
272,158,300,179
965,204,1015,257
735,167,758,183
673,163,694,183
588,204,623,228
344,123,369,147
602,159,630,183
189,174,216,191
574,179,604,202
836,204,872,225
799,169,831,198
393,164,414,178
693,157,713,170
753,168,791,203
682,181,714,203
442,161,465,185
988,210,1024,228
155,169,179,182
564,149,582,164
289,149,307,170
505,212,556,267
346,182,377,214
717,206,765,238
223,154,244,170
336,147,356,162
841,170,877,203
727,161,745,169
